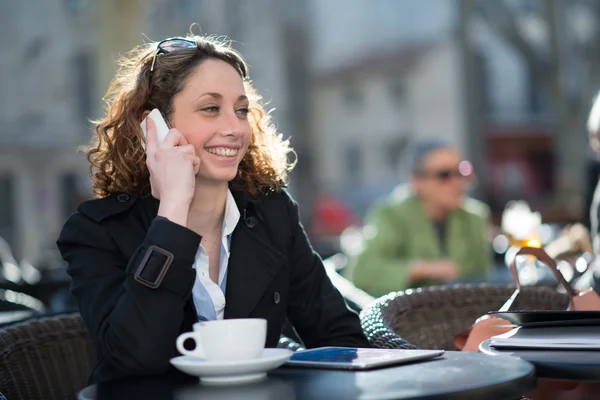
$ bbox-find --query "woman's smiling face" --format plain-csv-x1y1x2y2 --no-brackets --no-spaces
170,58,252,184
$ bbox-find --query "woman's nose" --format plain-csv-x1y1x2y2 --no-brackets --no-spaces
219,112,246,136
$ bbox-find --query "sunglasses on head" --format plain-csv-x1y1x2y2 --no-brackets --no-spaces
150,37,197,72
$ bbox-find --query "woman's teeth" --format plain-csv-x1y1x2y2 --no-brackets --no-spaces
206,147,239,157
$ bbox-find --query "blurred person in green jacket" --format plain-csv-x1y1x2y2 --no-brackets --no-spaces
349,141,492,297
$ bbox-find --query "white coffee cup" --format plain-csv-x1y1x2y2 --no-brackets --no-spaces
176,318,267,361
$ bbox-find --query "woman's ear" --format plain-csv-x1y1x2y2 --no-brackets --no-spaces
141,110,152,122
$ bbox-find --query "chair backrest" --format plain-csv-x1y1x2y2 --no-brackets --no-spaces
0,313,95,400
323,255,375,312
360,284,570,350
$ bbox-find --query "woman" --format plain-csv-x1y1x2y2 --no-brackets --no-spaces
57,33,369,385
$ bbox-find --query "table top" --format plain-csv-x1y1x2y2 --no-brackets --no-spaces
0,311,33,325
79,351,536,400
480,339,600,381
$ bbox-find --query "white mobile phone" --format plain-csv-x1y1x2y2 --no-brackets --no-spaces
141,108,170,148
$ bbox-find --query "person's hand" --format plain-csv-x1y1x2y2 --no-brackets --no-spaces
145,117,201,226
408,260,461,282
428,260,461,281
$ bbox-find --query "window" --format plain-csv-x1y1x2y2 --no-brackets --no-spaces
177,0,193,13
343,83,364,109
473,51,491,115
388,76,406,106
345,145,362,180
386,137,410,174
22,37,45,66
72,53,94,123
60,173,80,219
526,66,551,115
17,112,44,133
65,0,87,14
0,175,15,249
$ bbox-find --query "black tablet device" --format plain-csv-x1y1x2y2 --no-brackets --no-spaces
489,311,600,327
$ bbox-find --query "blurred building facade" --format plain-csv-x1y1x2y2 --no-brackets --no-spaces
2,0,594,261
0,0,297,261
0,0,96,261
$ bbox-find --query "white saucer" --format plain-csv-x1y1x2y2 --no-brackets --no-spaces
170,348,293,385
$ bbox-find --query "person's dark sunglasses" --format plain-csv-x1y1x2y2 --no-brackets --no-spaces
150,38,197,72
430,169,464,181
421,161,473,182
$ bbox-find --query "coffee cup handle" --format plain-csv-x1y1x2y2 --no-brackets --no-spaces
176,332,206,358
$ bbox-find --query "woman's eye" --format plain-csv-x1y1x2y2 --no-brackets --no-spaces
201,106,219,113
236,107,249,116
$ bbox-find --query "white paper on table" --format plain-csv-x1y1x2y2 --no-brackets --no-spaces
490,325,600,350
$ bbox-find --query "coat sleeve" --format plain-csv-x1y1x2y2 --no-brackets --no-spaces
56,213,200,376
282,193,370,348
349,202,414,297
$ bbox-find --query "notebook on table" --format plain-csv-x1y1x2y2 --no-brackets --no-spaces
284,347,444,370
490,325,600,350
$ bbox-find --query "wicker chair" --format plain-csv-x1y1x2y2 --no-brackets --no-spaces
0,313,95,400
360,284,570,350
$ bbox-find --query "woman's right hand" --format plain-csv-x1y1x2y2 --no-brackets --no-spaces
145,117,201,226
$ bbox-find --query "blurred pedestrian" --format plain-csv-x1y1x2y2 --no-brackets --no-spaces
349,140,492,296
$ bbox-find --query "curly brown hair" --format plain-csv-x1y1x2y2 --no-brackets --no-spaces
87,34,295,198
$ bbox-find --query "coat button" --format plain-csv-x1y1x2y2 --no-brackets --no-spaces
117,194,130,203
273,292,280,304
245,216,257,228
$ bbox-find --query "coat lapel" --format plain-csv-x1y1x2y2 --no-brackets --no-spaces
136,190,282,319
224,191,282,319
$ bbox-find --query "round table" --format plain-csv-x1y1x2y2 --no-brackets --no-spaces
480,339,600,381
79,351,536,400
0,311,33,325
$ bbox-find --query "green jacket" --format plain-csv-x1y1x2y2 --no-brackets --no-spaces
348,187,492,297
